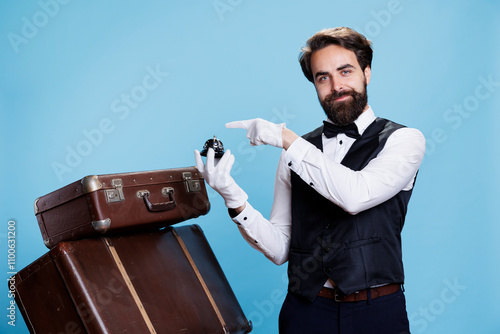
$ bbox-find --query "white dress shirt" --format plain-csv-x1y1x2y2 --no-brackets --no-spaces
231,106,426,270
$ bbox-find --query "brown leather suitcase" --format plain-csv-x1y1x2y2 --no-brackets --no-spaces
35,167,210,248
13,224,253,334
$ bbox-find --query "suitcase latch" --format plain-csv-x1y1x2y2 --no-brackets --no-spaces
183,172,201,193
105,179,125,203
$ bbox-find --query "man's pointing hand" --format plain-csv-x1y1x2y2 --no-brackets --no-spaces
225,118,286,148
226,118,299,150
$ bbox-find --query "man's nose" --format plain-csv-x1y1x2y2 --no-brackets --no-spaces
333,78,344,93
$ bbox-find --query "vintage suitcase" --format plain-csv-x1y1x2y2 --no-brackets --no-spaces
35,167,210,248
13,224,253,334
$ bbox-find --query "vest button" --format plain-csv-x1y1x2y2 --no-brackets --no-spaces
324,267,331,273
325,223,331,229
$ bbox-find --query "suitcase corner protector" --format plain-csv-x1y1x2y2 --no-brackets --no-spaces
81,175,102,193
34,197,40,214
91,218,111,233
43,238,51,248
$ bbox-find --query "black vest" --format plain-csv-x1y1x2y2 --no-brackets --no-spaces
288,118,415,301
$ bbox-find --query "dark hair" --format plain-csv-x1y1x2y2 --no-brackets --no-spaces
299,27,373,83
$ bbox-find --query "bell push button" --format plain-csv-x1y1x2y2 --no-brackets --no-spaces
200,135,225,158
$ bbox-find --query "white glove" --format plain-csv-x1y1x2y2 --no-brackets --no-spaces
226,118,285,148
194,148,248,209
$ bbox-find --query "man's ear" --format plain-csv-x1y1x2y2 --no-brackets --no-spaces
364,66,371,85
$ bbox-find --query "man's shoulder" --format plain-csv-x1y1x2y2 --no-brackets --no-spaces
367,117,409,139
375,117,424,137
374,117,405,130
375,118,425,148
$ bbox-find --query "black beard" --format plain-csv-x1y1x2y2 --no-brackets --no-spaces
320,84,368,126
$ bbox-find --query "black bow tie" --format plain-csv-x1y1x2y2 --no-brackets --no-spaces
322,121,361,139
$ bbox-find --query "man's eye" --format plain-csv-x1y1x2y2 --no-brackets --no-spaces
341,70,351,75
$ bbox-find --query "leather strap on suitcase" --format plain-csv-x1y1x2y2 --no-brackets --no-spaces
172,228,229,333
104,237,158,333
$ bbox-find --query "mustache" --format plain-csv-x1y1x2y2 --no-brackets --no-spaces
324,90,355,102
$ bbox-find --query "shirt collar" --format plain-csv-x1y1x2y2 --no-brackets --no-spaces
324,105,375,136
354,105,375,136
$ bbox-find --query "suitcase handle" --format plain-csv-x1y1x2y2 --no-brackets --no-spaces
142,188,176,212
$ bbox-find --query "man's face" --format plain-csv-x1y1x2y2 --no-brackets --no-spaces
310,44,371,125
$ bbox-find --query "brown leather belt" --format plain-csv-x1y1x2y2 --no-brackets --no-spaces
318,283,401,302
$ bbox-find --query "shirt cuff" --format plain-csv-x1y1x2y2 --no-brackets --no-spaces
230,202,260,228
283,137,313,174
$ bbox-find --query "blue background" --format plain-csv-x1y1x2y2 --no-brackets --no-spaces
1,0,499,333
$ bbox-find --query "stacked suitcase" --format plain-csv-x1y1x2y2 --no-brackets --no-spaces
12,167,253,333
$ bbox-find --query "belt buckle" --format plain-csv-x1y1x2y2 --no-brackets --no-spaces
333,289,343,302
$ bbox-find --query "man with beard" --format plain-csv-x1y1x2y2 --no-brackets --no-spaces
195,27,425,334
